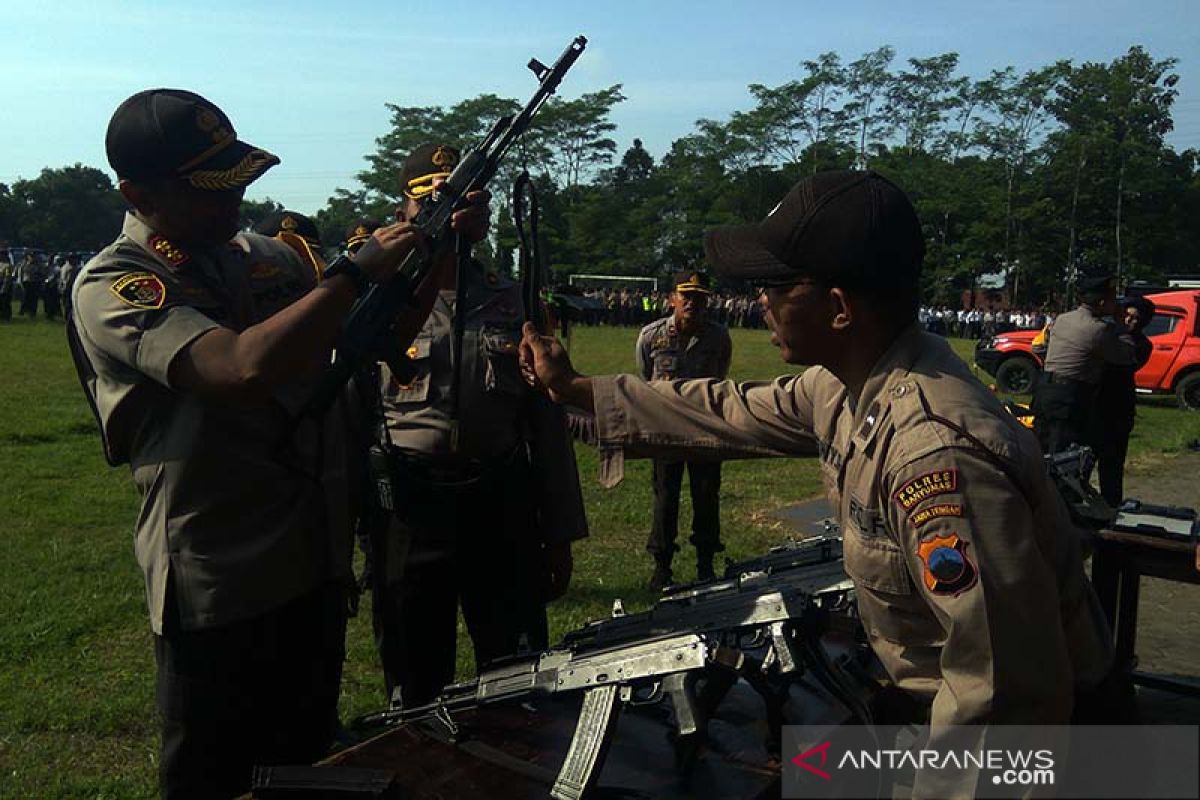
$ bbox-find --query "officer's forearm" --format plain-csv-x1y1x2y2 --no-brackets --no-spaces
171,276,359,402
556,375,596,412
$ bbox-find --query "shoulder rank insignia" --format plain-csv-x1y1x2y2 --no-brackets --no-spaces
148,235,188,267
894,469,957,511
917,533,977,596
111,273,167,310
281,215,298,231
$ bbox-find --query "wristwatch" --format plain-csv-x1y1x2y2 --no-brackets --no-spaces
323,254,369,294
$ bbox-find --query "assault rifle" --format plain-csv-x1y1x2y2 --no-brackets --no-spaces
358,632,736,800
1044,445,1116,529
561,534,871,746
303,36,587,419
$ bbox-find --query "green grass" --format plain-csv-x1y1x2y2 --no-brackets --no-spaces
2,312,1198,797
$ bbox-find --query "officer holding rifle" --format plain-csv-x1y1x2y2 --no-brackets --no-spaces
521,170,1118,794
69,89,489,799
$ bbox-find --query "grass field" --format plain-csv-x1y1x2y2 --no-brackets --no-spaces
2,313,1199,798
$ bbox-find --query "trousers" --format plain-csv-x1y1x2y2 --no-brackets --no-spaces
647,459,723,561
154,582,347,799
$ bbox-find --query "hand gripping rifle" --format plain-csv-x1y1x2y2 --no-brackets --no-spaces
301,36,587,420
358,632,734,800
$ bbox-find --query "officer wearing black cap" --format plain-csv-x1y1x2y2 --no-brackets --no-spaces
254,209,326,278
1092,295,1155,505
523,170,1117,794
345,218,383,255
367,142,587,708
635,270,731,588
68,89,489,798
1033,273,1137,456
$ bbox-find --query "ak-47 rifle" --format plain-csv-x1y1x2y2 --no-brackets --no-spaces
358,632,736,800
302,36,587,419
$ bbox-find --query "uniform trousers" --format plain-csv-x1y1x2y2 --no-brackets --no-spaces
154,581,347,799
647,459,723,561
372,450,547,708
1032,375,1096,455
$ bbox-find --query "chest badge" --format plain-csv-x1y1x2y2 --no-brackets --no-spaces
917,533,977,596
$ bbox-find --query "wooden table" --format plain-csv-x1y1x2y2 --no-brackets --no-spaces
1090,525,1200,696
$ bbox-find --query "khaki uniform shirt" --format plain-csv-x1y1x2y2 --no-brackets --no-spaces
636,316,732,382
379,262,587,545
70,213,354,633
1043,306,1136,384
591,324,1112,727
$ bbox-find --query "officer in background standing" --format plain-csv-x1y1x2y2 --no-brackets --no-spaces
59,253,82,319
43,255,63,319
69,89,488,799
635,270,732,588
254,209,327,279
0,249,13,321
1033,273,1136,456
17,251,44,318
1092,296,1156,506
369,143,588,708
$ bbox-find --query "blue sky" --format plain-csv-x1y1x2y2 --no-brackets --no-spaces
3,0,1197,214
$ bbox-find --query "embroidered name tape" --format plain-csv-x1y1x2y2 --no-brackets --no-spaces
894,470,957,511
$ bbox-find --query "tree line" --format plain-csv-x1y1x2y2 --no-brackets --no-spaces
3,45,1196,307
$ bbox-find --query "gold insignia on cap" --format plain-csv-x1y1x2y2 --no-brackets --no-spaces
148,235,188,266
281,216,298,231
354,225,369,237
188,149,280,191
406,345,419,359
431,146,458,168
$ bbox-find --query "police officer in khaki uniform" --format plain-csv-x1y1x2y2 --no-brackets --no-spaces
69,89,488,799
1033,273,1136,455
635,270,732,588
0,250,13,321
254,209,327,279
522,171,1115,792
369,144,588,708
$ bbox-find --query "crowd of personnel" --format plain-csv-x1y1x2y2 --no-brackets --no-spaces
573,286,768,329
48,87,1162,799
0,249,90,321
919,304,1054,338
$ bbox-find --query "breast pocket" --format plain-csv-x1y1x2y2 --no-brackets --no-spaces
481,326,525,396
842,527,913,596
383,335,433,405
652,351,678,380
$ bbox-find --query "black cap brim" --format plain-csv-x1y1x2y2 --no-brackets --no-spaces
183,138,280,191
703,222,796,282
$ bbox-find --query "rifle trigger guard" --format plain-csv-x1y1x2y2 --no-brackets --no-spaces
628,681,664,705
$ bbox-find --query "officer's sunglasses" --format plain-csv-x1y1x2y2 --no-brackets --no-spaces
755,277,823,295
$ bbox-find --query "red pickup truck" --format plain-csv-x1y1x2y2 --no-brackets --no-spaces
973,289,1200,410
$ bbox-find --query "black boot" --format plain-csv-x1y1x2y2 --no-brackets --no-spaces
648,560,673,591
696,551,716,582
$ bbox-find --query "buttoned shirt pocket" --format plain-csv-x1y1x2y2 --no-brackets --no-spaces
384,335,433,405
842,527,913,596
481,325,524,396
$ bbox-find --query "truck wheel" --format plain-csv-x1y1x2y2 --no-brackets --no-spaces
995,358,1038,395
1176,372,1200,411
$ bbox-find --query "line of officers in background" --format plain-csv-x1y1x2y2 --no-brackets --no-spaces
0,249,88,320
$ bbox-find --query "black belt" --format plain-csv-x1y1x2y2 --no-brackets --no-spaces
386,443,523,487
1042,372,1096,388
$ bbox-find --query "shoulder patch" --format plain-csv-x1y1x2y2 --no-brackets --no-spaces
110,273,166,310
894,469,957,511
916,533,977,596
909,503,964,529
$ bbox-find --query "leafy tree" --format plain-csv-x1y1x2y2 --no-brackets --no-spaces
239,198,284,232
844,46,896,169
6,165,125,250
